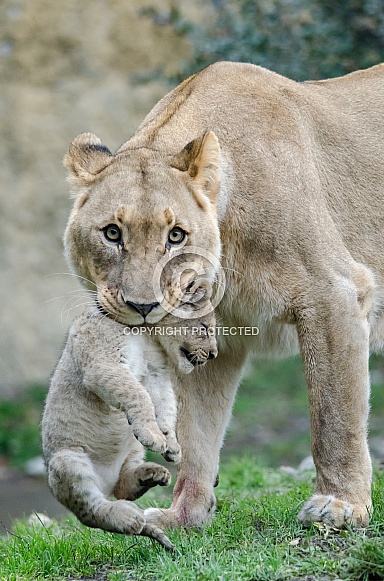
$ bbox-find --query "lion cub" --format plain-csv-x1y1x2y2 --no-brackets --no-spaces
42,305,216,549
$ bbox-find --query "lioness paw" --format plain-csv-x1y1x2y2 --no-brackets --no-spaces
145,490,216,531
144,507,181,531
298,494,370,528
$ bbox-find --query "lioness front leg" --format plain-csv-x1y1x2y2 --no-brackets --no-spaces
296,267,373,528
145,348,247,530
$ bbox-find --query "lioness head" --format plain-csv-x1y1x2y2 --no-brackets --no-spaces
63,131,221,324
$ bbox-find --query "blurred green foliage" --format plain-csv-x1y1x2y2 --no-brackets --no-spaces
0,385,46,468
143,0,384,82
225,354,384,467
2,355,384,469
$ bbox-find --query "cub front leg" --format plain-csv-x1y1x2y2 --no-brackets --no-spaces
155,412,181,464
83,364,167,453
129,416,167,455
296,267,373,528
162,429,181,464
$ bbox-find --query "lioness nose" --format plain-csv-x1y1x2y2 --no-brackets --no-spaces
125,301,159,318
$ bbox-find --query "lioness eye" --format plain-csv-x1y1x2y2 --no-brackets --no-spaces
168,227,186,245
104,224,121,243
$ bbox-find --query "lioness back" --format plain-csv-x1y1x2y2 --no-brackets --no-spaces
129,61,384,338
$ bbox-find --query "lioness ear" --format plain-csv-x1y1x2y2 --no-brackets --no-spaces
171,131,221,205
64,132,112,186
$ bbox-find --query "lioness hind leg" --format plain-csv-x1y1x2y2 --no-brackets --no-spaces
114,460,172,501
47,449,144,534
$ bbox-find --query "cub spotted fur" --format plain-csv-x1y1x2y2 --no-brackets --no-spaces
42,305,216,549
63,61,384,531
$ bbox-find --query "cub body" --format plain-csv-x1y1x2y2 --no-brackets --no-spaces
42,306,216,548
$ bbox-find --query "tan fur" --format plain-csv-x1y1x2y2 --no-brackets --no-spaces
42,306,216,549
63,61,384,530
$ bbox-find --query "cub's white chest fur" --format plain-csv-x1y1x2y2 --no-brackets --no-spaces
120,333,169,384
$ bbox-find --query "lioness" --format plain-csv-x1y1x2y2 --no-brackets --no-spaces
42,304,217,550
63,61,384,531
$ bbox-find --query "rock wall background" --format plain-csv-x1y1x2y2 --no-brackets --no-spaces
0,0,198,395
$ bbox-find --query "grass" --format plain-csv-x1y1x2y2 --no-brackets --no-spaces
0,458,383,581
1,356,384,579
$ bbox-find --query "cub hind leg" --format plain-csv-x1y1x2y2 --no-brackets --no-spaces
112,457,175,551
47,448,144,535
114,459,172,501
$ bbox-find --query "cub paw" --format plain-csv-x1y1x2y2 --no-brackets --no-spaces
135,462,171,488
93,500,145,535
163,437,182,464
298,494,370,528
132,425,167,454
